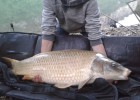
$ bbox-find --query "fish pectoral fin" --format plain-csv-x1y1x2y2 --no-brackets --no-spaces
22,75,32,80
78,79,91,90
87,78,95,84
54,84,71,89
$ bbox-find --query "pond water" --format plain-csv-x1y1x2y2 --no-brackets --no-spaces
117,14,140,27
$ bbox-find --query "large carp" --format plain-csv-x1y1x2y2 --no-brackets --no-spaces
3,50,131,89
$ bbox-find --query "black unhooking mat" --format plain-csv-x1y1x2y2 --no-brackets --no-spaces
1,33,140,100
103,36,140,100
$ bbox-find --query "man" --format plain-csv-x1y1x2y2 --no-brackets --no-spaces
41,0,106,55
33,0,106,82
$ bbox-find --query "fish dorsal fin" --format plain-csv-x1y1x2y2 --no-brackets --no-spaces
54,84,71,89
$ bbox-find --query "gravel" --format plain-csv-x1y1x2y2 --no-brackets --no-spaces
102,24,140,36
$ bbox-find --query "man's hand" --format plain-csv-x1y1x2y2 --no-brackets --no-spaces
92,44,107,56
41,39,53,52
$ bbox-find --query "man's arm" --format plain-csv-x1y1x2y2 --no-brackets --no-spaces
85,0,106,56
41,39,53,52
41,0,56,52
92,44,106,56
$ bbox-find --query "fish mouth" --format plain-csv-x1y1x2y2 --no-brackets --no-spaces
122,69,131,80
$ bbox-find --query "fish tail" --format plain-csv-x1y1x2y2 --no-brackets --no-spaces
1,57,19,68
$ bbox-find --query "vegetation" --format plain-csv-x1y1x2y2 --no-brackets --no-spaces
0,0,131,32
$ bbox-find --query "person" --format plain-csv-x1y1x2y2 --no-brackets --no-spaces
33,0,107,82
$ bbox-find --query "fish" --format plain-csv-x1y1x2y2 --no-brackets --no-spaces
2,50,131,89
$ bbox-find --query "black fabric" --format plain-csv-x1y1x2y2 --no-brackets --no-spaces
116,78,140,96
54,78,116,100
0,62,17,85
0,82,12,96
0,32,38,60
5,78,117,100
34,35,91,54
103,36,140,100
6,90,68,100
102,36,140,78
0,69,4,82
53,35,91,51
119,96,140,100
